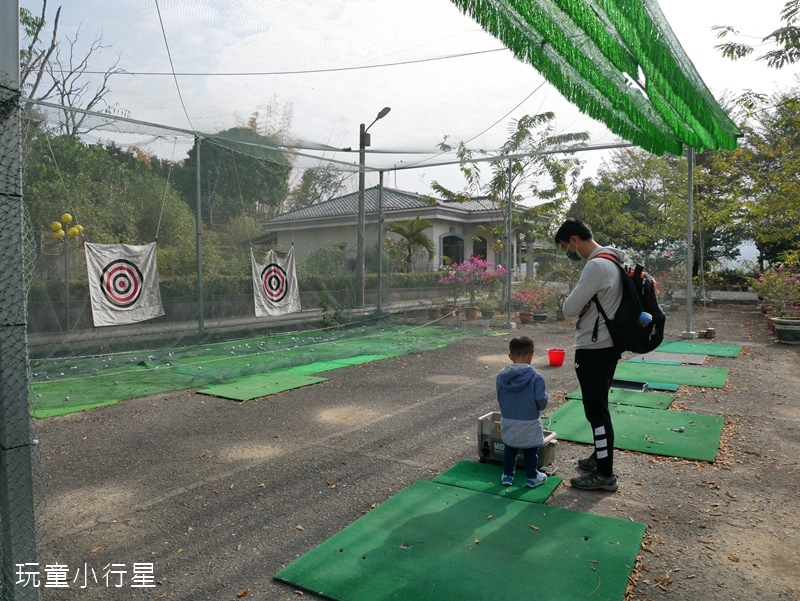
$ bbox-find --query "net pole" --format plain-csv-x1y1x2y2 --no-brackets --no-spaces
682,147,695,339
195,135,204,333
377,171,384,314
504,157,513,327
0,1,41,598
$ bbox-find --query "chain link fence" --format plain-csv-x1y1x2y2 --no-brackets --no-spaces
1,73,42,601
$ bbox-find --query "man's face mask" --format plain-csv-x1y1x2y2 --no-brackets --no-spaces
566,239,582,261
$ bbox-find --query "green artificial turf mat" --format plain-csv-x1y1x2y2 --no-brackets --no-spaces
625,358,682,366
284,354,394,375
548,399,724,462
613,361,728,389
432,461,561,502
632,351,708,364
274,480,646,601
565,388,675,409
198,372,328,401
657,340,741,357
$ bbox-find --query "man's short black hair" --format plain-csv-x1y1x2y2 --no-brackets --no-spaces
554,217,593,245
509,336,534,357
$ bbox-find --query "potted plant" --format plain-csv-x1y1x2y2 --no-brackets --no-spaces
750,262,800,318
438,256,505,317
418,299,442,320
512,280,559,323
475,292,500,318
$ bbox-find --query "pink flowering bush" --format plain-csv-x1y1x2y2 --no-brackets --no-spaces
651,265,686,302
749,263,800,315
438,255,506,306
512,279,560,312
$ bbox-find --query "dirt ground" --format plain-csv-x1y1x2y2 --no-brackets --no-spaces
33,303,799,601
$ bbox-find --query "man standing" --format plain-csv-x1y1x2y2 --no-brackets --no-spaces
554,218,623,492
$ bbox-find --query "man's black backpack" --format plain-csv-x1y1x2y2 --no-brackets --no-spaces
590,253,666,355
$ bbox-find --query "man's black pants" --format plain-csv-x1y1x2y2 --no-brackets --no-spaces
574,346,619,477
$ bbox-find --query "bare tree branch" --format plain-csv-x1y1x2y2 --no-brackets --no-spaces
20,3,125,134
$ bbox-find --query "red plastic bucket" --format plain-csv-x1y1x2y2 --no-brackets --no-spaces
547,348,566,367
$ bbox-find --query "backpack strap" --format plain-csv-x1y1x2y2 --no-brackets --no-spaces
589,253,623,343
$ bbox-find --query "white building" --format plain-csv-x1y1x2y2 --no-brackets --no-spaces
259,185,545,273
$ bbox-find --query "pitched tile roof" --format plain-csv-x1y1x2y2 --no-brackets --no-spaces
263,186,498,225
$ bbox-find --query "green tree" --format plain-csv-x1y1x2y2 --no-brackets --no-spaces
433,113,589,258
171,127,292,225
713,1,800,109
22,126,196,276
285,165,348,212
714,1,800,69
386,216,435,273
571,144,749,276
571,147,685,258
738,91,800,265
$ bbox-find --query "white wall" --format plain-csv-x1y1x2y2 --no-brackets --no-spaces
274,217,508,269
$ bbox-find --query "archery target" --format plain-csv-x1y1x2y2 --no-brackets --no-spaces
261,263,288,302
100,259,144,308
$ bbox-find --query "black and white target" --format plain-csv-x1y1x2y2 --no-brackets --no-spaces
99,259,144,308
261,263,289,303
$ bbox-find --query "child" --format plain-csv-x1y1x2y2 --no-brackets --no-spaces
496,336,549,488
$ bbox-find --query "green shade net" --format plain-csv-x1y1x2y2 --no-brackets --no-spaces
449,0,741,156
275,480,646,601
548,399,724,462
30,325,482,418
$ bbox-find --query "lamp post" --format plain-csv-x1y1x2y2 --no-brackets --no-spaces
50,213,83,329
356,106,391,307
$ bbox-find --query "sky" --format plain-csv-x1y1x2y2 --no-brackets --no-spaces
20,0,799,200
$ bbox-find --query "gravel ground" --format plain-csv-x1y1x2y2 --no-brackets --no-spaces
33,303,799,601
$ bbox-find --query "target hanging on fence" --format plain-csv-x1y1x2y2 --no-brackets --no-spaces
100,259,144,308
261,262,289,303
85,242,165,326
252,247,301,317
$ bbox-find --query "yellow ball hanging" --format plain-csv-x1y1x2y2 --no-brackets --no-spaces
67,227,80,237
53,229,65,239
61,213,73,224
76,224,84,234
50,221,62,232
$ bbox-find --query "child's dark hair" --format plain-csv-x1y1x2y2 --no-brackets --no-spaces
509,336,534,357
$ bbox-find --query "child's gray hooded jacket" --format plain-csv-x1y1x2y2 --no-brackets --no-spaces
496,363,548,448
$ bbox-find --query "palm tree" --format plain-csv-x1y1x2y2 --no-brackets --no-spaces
386,216,435,272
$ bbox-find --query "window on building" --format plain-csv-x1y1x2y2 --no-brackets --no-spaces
473,236,487,260
442,235,464,265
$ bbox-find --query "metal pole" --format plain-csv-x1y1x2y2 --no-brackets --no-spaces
195,136,204,333
356,108,390,309
0,0,41,596
682,147,695,339
504,158,514,328
64,238,69,330
356,123,367,307
377,171,384,315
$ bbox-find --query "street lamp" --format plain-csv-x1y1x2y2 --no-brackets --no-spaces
50,213,83,329
356,106,391,307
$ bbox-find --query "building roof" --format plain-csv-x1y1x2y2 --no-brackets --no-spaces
261,186,507,231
